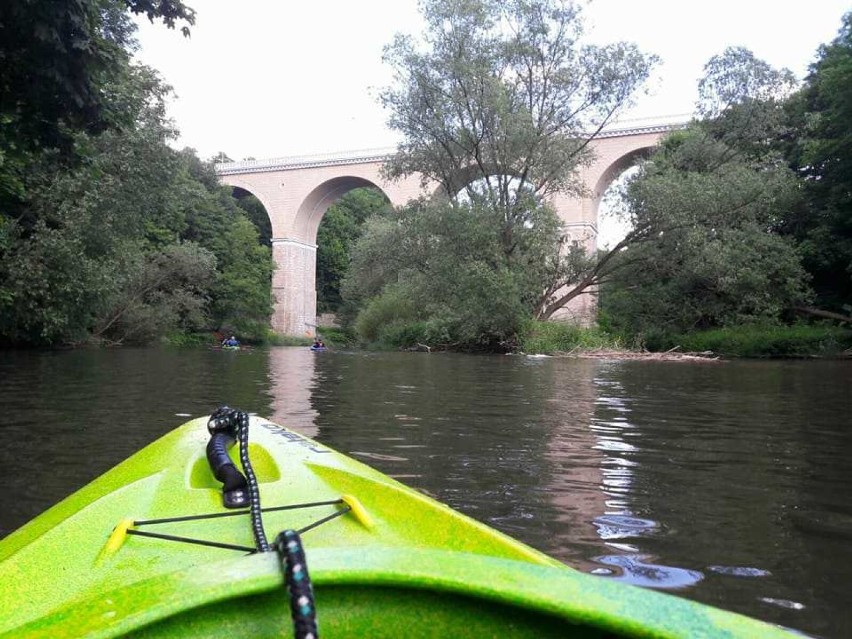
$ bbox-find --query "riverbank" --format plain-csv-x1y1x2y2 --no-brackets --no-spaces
169,322,852,361
554,347,721,362
519,321,852,360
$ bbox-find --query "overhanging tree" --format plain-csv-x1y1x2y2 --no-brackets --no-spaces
0,0,195,213
364,0,656,338
598,48,811,340
782,13,852,316
536,46,802,319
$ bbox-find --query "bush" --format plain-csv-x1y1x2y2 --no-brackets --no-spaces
163,332,214,347
671,324,852,358
376,318,454,349
315,326,358,348
353,286,419,342
518,320,621,354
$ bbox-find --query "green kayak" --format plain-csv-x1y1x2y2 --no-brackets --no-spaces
0,409,798,638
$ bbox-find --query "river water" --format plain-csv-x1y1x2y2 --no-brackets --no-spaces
0,347,850,637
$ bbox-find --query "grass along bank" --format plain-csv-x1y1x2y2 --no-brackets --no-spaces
519,321,852,359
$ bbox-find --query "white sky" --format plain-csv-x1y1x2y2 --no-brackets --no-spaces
133,0,850,163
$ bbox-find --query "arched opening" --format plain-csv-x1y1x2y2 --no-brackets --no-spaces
597,166,639,250
594,148,654,250
316,186,391,318
231,186,273,247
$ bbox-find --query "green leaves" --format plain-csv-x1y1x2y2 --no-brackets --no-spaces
381,0,657,202
316,188,389,313
782,13,852,313
360,0,659,347
342,195,563,350
601,121,810,339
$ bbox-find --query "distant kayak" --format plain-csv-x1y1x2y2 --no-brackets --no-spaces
310,344,327,352
0,410,801,638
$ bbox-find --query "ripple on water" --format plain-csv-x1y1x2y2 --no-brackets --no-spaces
759,597,806,611
708,565,772,578
349,451,408,462
593,514,660,540
592,554,704,589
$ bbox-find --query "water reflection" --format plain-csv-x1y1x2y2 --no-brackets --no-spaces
0,349,849,638
266,347,319,438
582,367,701,589
708,566,773,578
593,554,705,589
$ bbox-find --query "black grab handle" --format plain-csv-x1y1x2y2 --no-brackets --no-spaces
206,409,249,509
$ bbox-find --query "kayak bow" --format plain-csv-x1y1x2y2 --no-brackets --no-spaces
0,411,799,638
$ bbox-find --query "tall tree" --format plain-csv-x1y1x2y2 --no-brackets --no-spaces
343,195,564,349
599,48,810,341
0,63,218,346
536,47,800,319
600,126,810,342
179,154,274,338
316,188,389,313
782,13,852,316
0,0,194,213
352,0,656,344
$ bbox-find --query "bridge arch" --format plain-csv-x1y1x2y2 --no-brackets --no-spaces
592,147,654,206
294,176,388,244
221,177,276,234
217,119,684,335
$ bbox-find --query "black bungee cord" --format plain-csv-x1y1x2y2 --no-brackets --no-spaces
206,406,318,638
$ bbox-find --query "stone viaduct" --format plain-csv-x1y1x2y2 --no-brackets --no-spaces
216,118,685,336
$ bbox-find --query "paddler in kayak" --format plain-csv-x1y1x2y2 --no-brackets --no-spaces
221,335,240,348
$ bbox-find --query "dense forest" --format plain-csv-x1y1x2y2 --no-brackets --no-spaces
1,0,850,354
0,1,272,346
328,1,852,354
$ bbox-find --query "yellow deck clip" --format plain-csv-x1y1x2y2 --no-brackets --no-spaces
97,518,135,562
340,495,374,530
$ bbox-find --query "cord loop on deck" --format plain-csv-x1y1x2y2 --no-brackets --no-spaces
276,529,319,639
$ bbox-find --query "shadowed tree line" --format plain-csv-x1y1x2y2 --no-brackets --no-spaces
0,1,273,347
2,0,851,353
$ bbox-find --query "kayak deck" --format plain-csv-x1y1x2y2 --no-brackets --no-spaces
0,415,799,638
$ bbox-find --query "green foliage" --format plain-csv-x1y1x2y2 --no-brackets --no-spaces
159,151,274,340
92,243,216,345
316,188,388,313
0,0,194,212
379,0,658,322
0,14,273,347
233,192,272,247
518,321,620,354
0,219,108,345
781,13,852,314
207,215,273,340
382,0,656,201
697,47,797,121
601,56,812,342
344,196,561,350
669,324,852,358
162,331,214,348
263,333,313,347
314,326,357,349
353,285,419,343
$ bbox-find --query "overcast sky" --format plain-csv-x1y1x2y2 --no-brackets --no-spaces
133,0,850,162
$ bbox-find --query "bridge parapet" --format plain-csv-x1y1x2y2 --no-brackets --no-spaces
215,114,691,176
216,147,395,175
595,113,690,139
